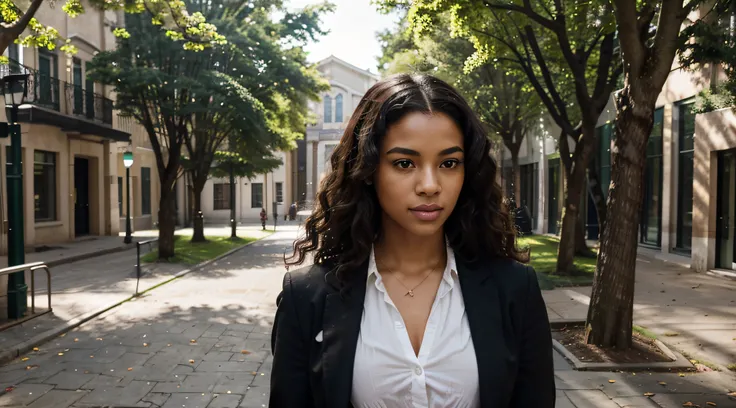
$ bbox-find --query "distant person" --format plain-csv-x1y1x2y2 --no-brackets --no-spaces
259,208,267,230
289,202,297,221
270,74,554,407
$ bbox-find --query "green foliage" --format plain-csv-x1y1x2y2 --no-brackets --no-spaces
0,0,225,56
679,0,736,112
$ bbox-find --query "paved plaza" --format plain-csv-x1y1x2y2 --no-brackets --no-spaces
0,227,734,407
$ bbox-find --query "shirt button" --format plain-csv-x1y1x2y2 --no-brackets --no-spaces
414,366,423,376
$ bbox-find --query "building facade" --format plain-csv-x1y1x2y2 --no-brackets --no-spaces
297,55,379,205
0,5,161,255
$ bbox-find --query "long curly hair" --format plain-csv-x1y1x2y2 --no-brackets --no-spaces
287,73,528,281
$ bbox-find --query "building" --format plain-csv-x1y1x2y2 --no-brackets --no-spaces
295,55,379,205
189,151,291,224
0,5,161,255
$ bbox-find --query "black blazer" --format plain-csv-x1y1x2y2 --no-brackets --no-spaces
269,257,555,408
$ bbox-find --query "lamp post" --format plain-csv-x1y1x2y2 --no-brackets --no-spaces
2,72,30,319
123,151,134,244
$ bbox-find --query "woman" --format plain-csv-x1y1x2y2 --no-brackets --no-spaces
270,74,555,407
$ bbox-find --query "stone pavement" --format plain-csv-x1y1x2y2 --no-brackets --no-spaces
0,226,733,407
544,250,736,374
0,225,273,364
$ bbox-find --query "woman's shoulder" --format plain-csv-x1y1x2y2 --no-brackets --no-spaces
281,263,332,298
483,256,538,293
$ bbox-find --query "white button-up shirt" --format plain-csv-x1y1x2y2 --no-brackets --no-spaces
351,245,480,408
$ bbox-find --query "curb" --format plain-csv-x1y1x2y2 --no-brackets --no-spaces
552,338,694,372
0,237,263,366
44,243,137,268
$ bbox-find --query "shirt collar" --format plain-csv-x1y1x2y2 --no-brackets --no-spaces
368,241,458,291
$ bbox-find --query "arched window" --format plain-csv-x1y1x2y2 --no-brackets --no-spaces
323,95,332,123
335,94,343,123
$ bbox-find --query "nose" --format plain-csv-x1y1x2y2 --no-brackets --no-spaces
415,166,441,196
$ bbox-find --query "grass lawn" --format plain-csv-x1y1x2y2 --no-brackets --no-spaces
141,234,259,265
517,235,598,290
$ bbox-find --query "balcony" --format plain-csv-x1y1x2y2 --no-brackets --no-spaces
1,60,128,142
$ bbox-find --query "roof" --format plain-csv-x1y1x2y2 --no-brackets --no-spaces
316,55,381,81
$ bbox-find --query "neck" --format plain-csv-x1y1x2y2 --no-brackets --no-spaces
374,218,446,278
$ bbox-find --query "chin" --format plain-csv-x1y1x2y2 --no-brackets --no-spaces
401,221,445,237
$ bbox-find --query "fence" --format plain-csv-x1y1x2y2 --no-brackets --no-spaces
0,262,52,328
135,238,159,295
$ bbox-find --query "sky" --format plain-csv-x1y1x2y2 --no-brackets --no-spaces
285,0,402,73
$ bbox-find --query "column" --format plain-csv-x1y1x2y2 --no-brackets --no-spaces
660,103,674,253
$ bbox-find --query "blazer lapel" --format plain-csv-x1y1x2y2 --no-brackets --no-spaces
321,263,367,408
458,258,516,407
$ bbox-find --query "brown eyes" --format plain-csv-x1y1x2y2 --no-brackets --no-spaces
392,159,462,169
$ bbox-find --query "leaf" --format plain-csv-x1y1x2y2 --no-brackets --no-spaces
96,338,103,341
659,381,667,385
57,352,64,356
32,347,39,351
240,350,251,354
189,359,195,364
608,380,616,383
682,403,699,407
190,339,197,344
4,386,14,393
127,367,133,371
143,343,149,347
706,403,716,406
74,338,79,342
21,357,29,362
644,392,655,397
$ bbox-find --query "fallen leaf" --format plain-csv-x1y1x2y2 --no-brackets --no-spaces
74,338,79,342
727,391,736,397
59,333,66,337
5,386,14,393
189,359,195,364
127,368,133,371
241,350,251,354
706,403,716,406
227,391,231,394
659,381,667,386
25,365,38,370
57,352,64,356
608,380,616,383
167,344,171,347
692,284,701,289
190,339,197,344
644,392,655,397
32,347,39,352
96,338,103,341
679,373,686,377
251,371,257,375
143,343,148,347
90,355,94,358
21,357,29,362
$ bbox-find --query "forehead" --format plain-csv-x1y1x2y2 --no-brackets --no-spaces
383,111,463,149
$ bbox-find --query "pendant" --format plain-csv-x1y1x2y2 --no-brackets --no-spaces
406,290,414,297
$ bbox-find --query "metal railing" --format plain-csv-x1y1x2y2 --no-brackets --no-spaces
135,238,159,295
0,262,52,315
2,59,114,125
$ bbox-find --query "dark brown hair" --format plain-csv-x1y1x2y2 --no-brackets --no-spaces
287,73,527,280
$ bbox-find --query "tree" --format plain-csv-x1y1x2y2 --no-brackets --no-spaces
385,0,623,270
88,11,219,259
178,0,329,242
0,0,225,57
587,0,720,348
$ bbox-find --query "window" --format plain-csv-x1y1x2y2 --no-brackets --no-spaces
141,167,151,215
34,150,56,222
323,95,332,123
213,183,230,210
676,101,695,252
7,43,21,73
118,176,123,215
276,182,283,203
251,182,263,208
641,108,664,246
72,58,83,114
38,51,58,109
335,94,343,123
519,163,539,230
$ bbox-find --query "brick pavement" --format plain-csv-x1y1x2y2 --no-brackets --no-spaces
0,227,734,407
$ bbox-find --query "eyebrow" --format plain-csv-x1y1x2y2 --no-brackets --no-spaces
386,146,464,156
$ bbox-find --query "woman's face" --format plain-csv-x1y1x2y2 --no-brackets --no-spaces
374,111,465,238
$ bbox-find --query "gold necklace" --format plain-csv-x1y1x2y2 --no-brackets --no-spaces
379,259,442,297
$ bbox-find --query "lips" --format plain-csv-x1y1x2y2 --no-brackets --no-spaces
410,204,443,221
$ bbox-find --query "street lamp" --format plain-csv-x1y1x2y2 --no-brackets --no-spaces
1,72,29,319
123,151,134,244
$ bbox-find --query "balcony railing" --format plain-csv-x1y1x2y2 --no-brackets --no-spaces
1,59,113,126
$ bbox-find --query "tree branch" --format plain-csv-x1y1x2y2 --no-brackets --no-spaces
613,0,646,73
483,0,560,32
0,0,45,35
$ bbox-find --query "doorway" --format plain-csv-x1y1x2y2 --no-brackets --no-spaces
716,149,736,270
74,157,90,236
547,158,560,234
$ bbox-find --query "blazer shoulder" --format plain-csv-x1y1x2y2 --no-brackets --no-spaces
282,263,331,302
487,257,537,294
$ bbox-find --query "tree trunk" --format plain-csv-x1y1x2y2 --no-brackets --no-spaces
575,207,592,256
230,166,237,239
555,162,586,275
191,179,206,243
511,151,521,204
586,87,654,349
157,177,178,260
